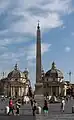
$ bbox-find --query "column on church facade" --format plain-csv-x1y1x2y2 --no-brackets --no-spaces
59,86,61,95
12,87,13,96
56,86,59,96
13,87,15,97
22,87,25,96
56,87,57,96
25,85,29,95
49,86,51,95
19,87,20,96
20,87,22,96
11,87,12,96
51,86,52,96
12,86,14,96
55,86,56,96
20,87,24,96
24,86,26,95
61,85,64,96
6,85,8,97
64,85,67,96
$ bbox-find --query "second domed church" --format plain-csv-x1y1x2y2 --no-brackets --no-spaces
35,61,67,96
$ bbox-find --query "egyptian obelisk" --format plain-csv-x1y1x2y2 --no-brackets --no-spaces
35,22,43,95
36,21,41,83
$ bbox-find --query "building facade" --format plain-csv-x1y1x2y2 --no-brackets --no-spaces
43,62,67,96
0,64,31,97
35,61,68,96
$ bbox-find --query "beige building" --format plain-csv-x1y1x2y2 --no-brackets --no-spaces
35,62,68,97
0,64,31,97
44,62,64,96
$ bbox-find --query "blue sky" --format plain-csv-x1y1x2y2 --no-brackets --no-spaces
0,0,74,88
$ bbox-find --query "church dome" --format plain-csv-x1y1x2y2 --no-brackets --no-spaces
8,70,21,79
7,64,25,80
45,62,63,78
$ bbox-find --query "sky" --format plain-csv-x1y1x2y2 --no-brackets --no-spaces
0,0,74,88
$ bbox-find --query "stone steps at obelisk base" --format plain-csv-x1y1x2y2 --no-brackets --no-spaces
34,95,44,107
19,103,33,115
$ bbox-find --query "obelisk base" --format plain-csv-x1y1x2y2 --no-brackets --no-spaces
34,82,44,106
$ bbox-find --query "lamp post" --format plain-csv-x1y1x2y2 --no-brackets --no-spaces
67,71,72,83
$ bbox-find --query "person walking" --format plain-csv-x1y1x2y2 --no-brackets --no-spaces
43,100,48,114
61,97,65,112
15,100,21,115
32,100,37,116
30,98,33,107
8,98,14,115
66,96,68,102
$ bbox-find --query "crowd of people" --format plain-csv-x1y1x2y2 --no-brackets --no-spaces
4,95,74,116
5,96,49,116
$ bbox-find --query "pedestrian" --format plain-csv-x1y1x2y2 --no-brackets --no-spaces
15,100,21,115
66,96,68,102
32,100,37,116
8,98,14,115
61,97,65,112
30,98,33,107
43,100,48,114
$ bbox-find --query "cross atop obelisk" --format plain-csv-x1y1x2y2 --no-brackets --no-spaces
36,21,41,83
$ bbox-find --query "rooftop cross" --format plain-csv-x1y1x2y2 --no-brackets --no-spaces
14,63,18,70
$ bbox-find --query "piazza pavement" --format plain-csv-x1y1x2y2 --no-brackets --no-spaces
0,98,74,120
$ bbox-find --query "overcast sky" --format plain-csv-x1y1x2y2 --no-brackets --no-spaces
0,0,74,88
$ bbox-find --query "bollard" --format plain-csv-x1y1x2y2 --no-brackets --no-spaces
5,106,9,114
72,106,74,113
36,106,41,114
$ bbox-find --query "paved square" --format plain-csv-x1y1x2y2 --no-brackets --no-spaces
36,98,74,120
1,98,74,120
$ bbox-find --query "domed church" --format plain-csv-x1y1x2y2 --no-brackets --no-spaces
35,62,67,97
43,62,67,96
0,64,31,97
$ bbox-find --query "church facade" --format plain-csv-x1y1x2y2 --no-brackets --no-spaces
0,64,31,98
35,62,67,97
43,62,67,96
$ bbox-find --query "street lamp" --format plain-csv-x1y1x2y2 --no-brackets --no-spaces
67,71,72,83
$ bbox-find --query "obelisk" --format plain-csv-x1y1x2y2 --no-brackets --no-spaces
36,21,41,83
35,22,43,96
